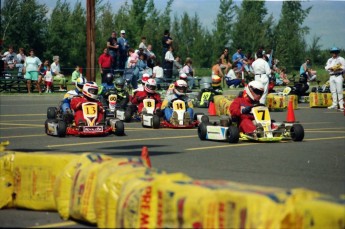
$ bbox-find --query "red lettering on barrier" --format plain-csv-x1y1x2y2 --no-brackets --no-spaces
240,208,247,228
157,191,163,228
140,186,152,228
218,202,225,228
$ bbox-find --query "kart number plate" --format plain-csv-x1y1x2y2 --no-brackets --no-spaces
109,94,117,102
143,99,155,108
83,126,103,132
252,107,270,121
172,100,185,111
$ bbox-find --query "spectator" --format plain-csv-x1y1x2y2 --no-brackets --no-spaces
219,47,231,75
181,57,195,91
279,68,290,85
39,59,49,90
173,56,182,79
300,58,317,82
145,44,156,69
16,48,26,77
152,61,164,87
51,55,67,91
43,65,53,93
23,49,42,94
137,53,149,80
325,46,344,111
164,45,174,80
139,36,148,53
252,50,271,104
4,45,17,71
162,29,173,64
225,65,242,88
107,31,119,71
71,65,81,84
98,48,113,85
211,58,224,79
126,48,139,89
232,47,248,73
117,30,130,70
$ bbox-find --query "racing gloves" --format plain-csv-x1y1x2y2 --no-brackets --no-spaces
241,106,252,114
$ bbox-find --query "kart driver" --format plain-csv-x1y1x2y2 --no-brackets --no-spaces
70,82,105,125
100,77,129,110
161,79,194,125
229,80,265,135
99,73,115,92
131,78,162,114
166,73,188,96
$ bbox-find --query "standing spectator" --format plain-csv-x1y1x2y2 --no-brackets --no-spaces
98,48,113,84
23,49,42,94
219,47,231,75
252,50,271,104
181,57,195,91
145,44,156,69
126,48,139,89
71,65,81,84
51,56,67,91
137,53,149,80
139,36,148,52
164,46,174,80
107,31,119,71
325,46,344,111
39,59,49,90
162,29,173,64
173,56,182,79
117,30,130,71
16,48,26,77
152,61,164,88
43,65,53,93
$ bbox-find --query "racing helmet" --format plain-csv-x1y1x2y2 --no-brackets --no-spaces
115,78,125,91
141,73,150,84
245,80,264,102
106,73,114,84
145,78,157,93
82,82,99,100
330,46,340,54
179,73,188,81
174,80,188,95
75,76,87,92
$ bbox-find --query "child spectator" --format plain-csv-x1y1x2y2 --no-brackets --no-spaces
43,65,53,93
71,65,81,84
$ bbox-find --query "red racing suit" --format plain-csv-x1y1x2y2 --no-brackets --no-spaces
131,90,162,113
229,91,257,133
70,96,105,125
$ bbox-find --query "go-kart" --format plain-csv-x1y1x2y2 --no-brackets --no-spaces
105,94,135,122
161,99,208,129
198,105,304,143
141,98,161,129
45,102,125,137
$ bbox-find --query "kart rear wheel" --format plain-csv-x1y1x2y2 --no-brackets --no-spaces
227,126,239,143
57,120,67,137
201,115,209,123
124,109,132,122
47,107,57,119
152,115,160,129
290,124,304,142
198,122,207,140
114,121,125,136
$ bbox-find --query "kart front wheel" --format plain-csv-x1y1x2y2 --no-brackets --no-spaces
290,124,304,142
152,115,160,129
201,115,209,123
114,121,125,136
198,122,207,140
47,107,57,119
227,126,239,143
124,109,132,122
57,120,67,137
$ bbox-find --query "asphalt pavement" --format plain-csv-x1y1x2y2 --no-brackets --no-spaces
0,93,344,228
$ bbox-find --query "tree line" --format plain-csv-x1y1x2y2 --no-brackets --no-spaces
1,0,333,76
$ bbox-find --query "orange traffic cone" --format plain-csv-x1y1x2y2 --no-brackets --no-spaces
141,146,151,168
286,100,296,123
208,101,216,116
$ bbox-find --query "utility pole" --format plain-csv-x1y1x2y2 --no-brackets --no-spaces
86,0,96,82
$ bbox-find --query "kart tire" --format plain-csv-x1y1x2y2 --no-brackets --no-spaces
152,115,160,129
198,122,208,140
44,119,50,135
227,126,239,143
201,115,209,123
47,107,57,119
57,120,67,137
193,112,204,121
290,124,304,142
124,109,132,122
114,121,125,136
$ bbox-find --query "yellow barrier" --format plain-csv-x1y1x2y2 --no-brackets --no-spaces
266,94,298,111
309,92,332,108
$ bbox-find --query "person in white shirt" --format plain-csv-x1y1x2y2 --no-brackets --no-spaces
325,46,345,111
51,55,67,91
23,49,42,94
251,50,271,104
164,46,174,80
43,65,53,93
225,65,242,88
152,61,164,89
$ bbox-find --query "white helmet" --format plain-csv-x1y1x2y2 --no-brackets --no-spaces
144,78,157,93
82,82,99,100
174,80,188,95
245,81,264,102
75,77,87,92
179,73,188,81
141,73,150,84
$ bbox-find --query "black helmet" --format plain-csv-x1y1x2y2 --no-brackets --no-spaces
115,78,125,91
106,73,114,84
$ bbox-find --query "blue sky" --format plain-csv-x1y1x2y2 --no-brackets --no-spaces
39,0,345,49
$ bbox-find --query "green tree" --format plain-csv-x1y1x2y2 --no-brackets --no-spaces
274,1,311,70
306,35,322,65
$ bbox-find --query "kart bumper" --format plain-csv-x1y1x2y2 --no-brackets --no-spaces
66,126,113,136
